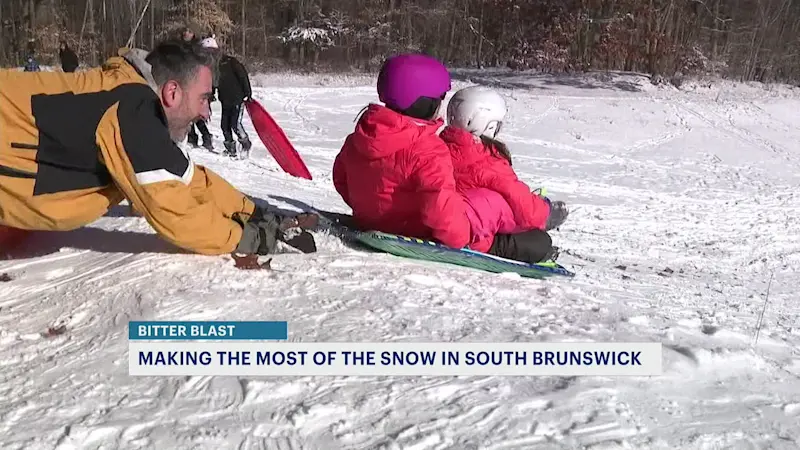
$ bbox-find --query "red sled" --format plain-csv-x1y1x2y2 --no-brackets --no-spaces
244,99,313,180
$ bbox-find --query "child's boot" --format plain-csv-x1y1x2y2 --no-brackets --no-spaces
545,200,569,231
541,245,560,262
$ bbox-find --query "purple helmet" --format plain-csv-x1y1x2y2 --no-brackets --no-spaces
377,53,451,112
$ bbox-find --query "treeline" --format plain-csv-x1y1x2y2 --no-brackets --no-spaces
2,0,799,83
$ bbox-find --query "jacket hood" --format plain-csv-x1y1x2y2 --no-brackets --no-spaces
117,47,159,93
440,125,488,167
347,104,445,159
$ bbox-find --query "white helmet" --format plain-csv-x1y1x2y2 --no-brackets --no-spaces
446,86,507,138
200,36,218,49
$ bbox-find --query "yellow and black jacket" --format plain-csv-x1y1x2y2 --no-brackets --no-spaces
0,48,255,255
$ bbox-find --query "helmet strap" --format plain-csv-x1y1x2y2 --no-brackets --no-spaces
483,121,503,139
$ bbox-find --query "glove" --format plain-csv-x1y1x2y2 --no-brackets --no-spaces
545,200,569,231
233,207,318,255
233,207,281,255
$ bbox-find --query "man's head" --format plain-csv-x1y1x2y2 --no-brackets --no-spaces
145,40,216,141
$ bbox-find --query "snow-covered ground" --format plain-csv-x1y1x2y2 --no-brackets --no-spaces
2,70,800,449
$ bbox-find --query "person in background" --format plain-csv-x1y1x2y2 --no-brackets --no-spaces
201,36,252,159
181,26,200,44
23,55,41,72
59,41,79,73
23,39,40,72
180,26,214,150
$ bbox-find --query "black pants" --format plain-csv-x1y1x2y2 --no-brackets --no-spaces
221,103,250,145
487,229,553,263
188,119,211,145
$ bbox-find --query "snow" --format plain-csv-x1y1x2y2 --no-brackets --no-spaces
2,70,800,449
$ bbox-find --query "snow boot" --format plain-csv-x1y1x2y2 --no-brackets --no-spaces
541,246,560,263
238,137,252,160
545,200,569,231
223,140,237,158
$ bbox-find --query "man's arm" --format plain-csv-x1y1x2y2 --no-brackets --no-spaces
95,91,254,255
232,58,252,100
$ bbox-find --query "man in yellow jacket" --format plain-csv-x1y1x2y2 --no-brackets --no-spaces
0,39,316,256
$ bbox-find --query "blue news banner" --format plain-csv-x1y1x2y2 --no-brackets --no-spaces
128,321,663,376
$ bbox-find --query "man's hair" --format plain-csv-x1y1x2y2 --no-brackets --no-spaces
145,39,216,87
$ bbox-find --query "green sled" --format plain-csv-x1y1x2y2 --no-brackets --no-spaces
317,210,575,279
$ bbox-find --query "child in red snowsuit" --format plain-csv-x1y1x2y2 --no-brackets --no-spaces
332,54,471,249
441,86,568,263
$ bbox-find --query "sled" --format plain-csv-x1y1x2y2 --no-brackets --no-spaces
318,211,575,279
244,99,313,180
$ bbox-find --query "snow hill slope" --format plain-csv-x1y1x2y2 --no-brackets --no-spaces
2,71,800,449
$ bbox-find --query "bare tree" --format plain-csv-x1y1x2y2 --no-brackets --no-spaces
0,0,798,84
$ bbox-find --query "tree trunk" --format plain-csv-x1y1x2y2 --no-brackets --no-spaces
89,0,97,65
262,3,269,58
150,0,154,49
28,0,35,39
476,0,484,67
446,2,458,61
0,0,4,65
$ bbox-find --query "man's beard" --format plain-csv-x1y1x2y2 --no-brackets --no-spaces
169,123,190,143
168,113,200,143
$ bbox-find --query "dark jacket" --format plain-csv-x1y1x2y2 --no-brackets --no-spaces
59,46,79,73
216,54,251,106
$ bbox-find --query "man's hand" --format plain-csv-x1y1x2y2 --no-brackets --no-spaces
234,207,318,255
234,208,281,255
277,213,318,253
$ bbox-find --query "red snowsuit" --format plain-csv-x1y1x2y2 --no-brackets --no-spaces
441,126,551,252
332,104,471,249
